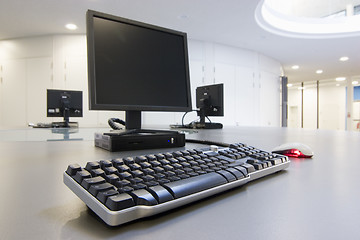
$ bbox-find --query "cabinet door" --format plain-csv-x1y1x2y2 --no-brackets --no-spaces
0,59,27,127
65,56,98,126
26,57,53,124
259,71,280,127
235,66,257,126
214,63,236,126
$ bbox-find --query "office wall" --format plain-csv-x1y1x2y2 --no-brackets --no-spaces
0,35,282,128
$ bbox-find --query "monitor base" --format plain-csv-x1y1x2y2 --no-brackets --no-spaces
193,122,223,129
51,121,79,128
170,122,223,129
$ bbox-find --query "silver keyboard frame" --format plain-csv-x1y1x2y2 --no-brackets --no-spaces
63,159,290,226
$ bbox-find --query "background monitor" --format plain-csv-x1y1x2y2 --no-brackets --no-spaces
195,83,224,129
47,89,83,127
86,10,192,130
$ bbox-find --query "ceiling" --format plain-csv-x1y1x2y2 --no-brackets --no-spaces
0,0,359,83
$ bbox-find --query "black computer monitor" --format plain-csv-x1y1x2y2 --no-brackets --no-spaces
195,83,224,129
86,10,192,130
47,89,83,127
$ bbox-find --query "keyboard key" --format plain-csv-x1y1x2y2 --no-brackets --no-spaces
97,189,119,203
81,176,106,189
104,166,118,175
233,166,247,177
118,171,132,180
135,156,147,163
111,158,124,166
74,170,91,183
133,183,147,190
216,170,236,182
130,189,158,206
145,155,157,161
155,154,166,160
89,182,115,196
100,160,113,168
66,164,81,176
118,186,134,193
85,161,100,171
225,168,245,179
142,175,155,182
129,177,143,185
105,174,120,184
115,179,131,188
241,163,255,173
162,172,227,199
131,170,144,178
205,151,219,157
105,193,135,211
90,168,105,177
123,157,135,165
116,165,130,172
148,185,174,203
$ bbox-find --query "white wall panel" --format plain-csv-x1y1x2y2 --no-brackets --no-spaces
235,66,257,126
214,63,236,126
0,59,27,127
259,71,280,127
26,57,53,124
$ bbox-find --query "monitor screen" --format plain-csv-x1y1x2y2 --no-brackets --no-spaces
47,89,83,118
86,10,192,129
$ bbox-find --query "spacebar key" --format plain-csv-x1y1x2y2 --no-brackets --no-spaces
162,172,227,199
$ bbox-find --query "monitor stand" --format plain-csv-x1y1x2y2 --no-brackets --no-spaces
51,109,78,128
192,110,223,129
51,121,78,128
192,122,223,129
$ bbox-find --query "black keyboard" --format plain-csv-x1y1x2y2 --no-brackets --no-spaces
63,142,289,226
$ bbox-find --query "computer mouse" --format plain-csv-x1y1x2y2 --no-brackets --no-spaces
272,142,314,158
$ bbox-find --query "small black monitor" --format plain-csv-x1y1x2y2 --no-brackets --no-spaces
195,83,224,129
86,10,192,130
47,89,83,127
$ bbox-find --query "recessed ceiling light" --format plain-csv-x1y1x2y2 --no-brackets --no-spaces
287,83,293,87
339,56,349,62
316,69,323,74
335,77,346,81
65,23,78,30
298,87,305,90
336,83,340,87
352,81,359,85
291,65,299,70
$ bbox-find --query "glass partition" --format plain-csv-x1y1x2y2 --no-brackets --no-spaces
287,79,349,131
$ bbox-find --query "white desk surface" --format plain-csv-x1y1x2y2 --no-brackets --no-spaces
1,126,359,240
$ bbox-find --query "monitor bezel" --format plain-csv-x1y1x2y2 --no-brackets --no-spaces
86,10,192,113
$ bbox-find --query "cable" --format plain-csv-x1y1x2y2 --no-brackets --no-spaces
108,118,126,130
180,110,215,128
181,110,197,127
